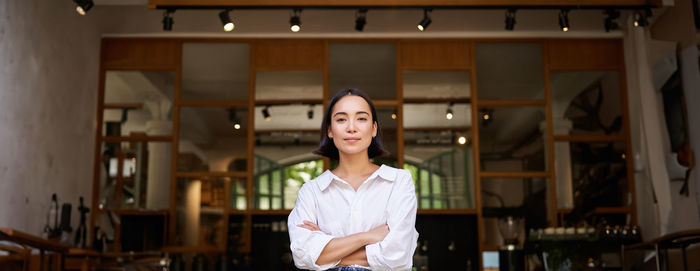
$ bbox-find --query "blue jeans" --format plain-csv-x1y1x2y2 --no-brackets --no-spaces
325,267,371,271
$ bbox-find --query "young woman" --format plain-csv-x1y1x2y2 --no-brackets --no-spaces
287,89,419,271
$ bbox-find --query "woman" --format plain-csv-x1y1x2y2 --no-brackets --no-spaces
288,89,419,271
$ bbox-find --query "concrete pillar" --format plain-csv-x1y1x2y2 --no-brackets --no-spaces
145,120,172,210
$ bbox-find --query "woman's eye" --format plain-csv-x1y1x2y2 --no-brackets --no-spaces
358,117,368,121
335,118,346,122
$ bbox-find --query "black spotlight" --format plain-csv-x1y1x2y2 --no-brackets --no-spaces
228,108,241,130
634,9,652,27
505,8,516,31
558,9,570,32
417,9,432,31
73,0,94,15
290,9,302,32
603,9,620,32
262,106,271,121
162,9,175,31
445,103,454,120
355,9,368,31
480,108,494,127
219,10,235,32
307,105,314,120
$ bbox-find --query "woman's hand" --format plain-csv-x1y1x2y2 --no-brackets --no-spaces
297,220,321,231
363,224,389,244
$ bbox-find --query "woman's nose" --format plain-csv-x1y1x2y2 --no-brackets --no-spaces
346,120,357,133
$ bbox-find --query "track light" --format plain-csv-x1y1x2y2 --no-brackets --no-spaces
73,0,94,15
558,9,570,32
162,9,175,31
228,108,241,130
219,10,235,32
290,9,302,32
391,109,397,120
633,9,652,27
355,9,368,31
457,136,468,145
417,9,432,31
603,9,620,32
307,105,314,120
445,103,454,120
262,106,271,121
505,8,516,31
480,108,493,127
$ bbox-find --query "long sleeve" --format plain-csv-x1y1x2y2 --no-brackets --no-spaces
288,184,340,270
365,170,419,271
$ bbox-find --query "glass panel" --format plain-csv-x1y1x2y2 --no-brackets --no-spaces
254,104,322,131
373,108,398,167
403,71,471,99
283,160,324,209
330,43,396,100
404,130,474,209
103,71,175,136
475,43,544,100
550,71,623,136
254,126,324,210
403,103,471,129
182,43,249,100
230,178,247,210
255,71,322,101
178,106,248,172
98,141,171,209
481,177,548,247
174,178,226,248
555,141,628,210
478,106,547,172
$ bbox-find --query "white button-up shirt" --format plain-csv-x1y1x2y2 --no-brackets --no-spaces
288,165,419,271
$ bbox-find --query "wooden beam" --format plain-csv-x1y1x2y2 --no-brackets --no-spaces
149,0,662,8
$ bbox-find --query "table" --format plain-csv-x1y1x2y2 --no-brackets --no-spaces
622,229,700,271
0,228,69,271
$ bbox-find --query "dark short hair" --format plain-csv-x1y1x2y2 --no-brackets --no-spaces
312,89,390,160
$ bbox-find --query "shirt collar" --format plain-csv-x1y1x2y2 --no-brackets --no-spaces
316,164,396,191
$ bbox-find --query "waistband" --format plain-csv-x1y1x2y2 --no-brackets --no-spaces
325,266,371,271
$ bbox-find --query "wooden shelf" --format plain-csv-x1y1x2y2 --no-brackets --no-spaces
477,99,546,107
418,209,477,215
254,99,322,106
480,171,550,178
102,136,172,142
404,98,471,104
104,103,143,110
250,209,292,215
175,171,248,179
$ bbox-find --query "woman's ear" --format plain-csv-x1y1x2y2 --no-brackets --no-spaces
328,127,333,138
372,122,377,137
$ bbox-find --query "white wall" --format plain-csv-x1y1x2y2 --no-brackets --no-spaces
0,0,102,237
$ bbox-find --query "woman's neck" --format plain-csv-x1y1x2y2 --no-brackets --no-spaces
333,151,378,179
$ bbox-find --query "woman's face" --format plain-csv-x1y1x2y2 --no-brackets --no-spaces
328,95,377,158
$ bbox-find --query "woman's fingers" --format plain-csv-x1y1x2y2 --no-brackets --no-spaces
297,221,320,231
303,220,321,231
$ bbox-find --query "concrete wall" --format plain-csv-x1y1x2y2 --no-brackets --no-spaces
0,0,102,237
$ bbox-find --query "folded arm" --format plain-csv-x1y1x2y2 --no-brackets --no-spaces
299,220,388,266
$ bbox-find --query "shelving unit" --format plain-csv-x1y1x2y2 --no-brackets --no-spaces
91,37,635,270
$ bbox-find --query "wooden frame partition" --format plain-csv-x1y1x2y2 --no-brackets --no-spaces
91,37,635,271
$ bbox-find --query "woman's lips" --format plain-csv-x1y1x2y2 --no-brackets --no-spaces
344,137,361,143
